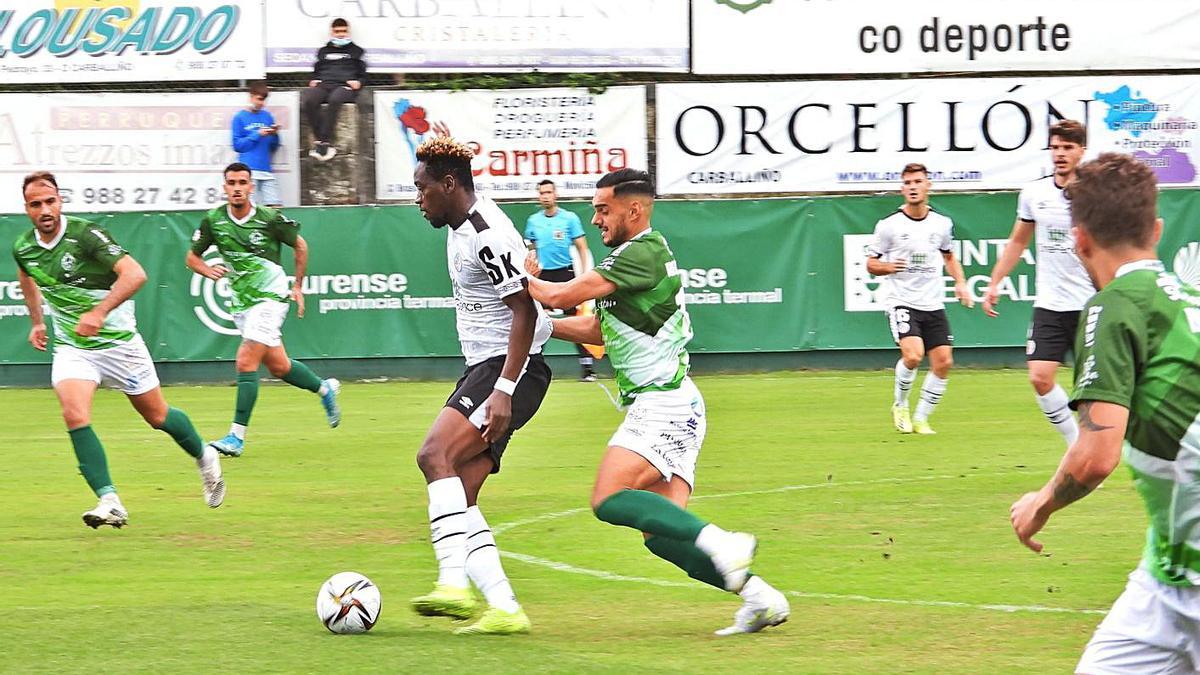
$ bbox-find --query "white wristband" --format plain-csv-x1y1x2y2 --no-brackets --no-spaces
493,377,517,395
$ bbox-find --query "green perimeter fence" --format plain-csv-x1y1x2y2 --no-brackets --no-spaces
2,191,1199,381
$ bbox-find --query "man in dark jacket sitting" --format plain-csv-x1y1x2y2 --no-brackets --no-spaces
302,17,367,161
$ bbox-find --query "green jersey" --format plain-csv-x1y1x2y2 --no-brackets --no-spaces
1071,259,1200,587
593,229,691,404
191,205,299,313
12,216,135,350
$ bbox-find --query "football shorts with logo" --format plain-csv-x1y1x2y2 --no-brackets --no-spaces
234,299,290,347
443,354,552,473
1025,307,1080,362
886,306,953,349
51,333,160,395
1077,566,1200,674
609,376,707,488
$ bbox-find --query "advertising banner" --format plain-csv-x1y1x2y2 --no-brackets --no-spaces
0,1,264,83
693,0,1200,75
264,1,688,73
375,86,648,201
657,76,1200,195
0,91,301,213
2,191,1199,367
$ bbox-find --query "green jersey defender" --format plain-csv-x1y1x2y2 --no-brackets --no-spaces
185,165,339,459
524,168,789,638
14,177,222,528
1071,260,1200,587
593,228,692,405
12,216,135,350
190,204,299,314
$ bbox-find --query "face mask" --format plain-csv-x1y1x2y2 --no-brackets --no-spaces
331,37,351,46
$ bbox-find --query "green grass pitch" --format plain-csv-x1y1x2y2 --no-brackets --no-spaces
0,370,1143,673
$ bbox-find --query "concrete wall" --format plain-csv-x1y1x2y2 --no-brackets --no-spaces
298,97,375,205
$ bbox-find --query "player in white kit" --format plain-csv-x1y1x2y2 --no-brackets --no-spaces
406,137,554,636
983,120,1094,446
867,163,974,434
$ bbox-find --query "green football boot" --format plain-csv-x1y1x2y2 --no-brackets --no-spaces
453,607,531,635
410,584,478,619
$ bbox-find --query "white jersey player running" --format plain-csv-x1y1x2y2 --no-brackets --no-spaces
407,137,553,636
867,163,974,435
984,120,1095,446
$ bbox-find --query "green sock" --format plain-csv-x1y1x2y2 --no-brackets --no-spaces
235,371,259,426
594,489,708,541
68,425,115,497
644,536,727,590
280,359,322,393
157,407,203,459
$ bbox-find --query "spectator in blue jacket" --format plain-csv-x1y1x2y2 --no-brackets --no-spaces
231,81,282,206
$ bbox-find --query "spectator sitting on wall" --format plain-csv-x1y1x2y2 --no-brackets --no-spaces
231,81,282,207
302,17,366,162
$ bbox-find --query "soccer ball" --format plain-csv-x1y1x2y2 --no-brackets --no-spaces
316,572,381,634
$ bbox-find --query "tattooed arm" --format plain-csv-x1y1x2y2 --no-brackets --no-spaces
1010,400,1128,553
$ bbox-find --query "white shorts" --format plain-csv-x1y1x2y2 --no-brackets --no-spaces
51,334,160,396
234,299,289,347
1077,566,1200,674
608,376,706,488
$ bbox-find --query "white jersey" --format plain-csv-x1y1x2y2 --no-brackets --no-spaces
447,196,552,366
868,208,954,312
1017,176,1095,312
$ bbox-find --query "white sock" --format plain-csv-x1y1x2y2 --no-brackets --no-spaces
914,373,947,422
894,360,918,407
1036,384,1079,446
739,575,769,602
427,477,469,588
229,423,247,440
465,506,520,613
318,381,330,396
197,445,217,468
693,523,730,557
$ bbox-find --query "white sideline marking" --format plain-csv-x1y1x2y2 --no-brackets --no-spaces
497,472,1109,617
494,472,1023,536
499,551,1105,617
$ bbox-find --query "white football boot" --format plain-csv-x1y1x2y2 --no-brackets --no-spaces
82,493,128,529
197,446,225,508
715,576,790,636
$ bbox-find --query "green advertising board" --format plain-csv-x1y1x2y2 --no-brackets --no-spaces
2,191,1199,367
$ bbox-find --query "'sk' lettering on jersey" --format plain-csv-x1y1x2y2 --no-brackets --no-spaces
1071,260,1200,586
1017,176,1095,311
191,204,299,313
12,215,135,350
448,197,551,366
594,228,691,404
868,208,954,311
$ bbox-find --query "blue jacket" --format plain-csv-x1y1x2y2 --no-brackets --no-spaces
231,108,279,173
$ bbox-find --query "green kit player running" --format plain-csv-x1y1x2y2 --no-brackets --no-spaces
186,162,340,457
14,171,224,528
1011,153,1200,672
524,169,790,636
